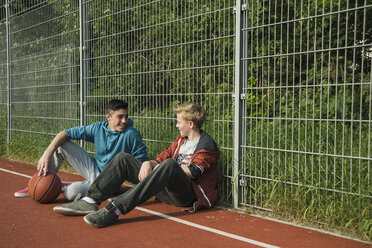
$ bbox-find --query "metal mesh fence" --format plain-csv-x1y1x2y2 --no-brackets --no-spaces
1,1,81,155
239,0,371,218
83,0,236,204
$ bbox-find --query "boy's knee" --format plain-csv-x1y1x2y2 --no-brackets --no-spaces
58,141,73,151
56,144,65,155
114,152,132,161
56,141,78,158
160,159,179,171
164,158,178,165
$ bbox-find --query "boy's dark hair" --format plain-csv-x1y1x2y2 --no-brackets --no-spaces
107,99,128,114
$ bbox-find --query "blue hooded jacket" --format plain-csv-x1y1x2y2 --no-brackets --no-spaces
65,118,148,172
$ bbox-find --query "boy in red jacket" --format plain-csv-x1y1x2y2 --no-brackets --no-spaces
53,103,220,228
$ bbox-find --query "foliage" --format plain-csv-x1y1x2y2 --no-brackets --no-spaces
244,118,371,239
7,132,50,163
241,0,372,240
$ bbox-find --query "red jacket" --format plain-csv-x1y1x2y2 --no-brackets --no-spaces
155,131,220,211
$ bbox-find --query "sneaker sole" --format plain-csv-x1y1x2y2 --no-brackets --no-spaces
83,216,105,228
14,193,30,198
53,206,95,216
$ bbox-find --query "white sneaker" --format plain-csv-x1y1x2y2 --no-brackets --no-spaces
15,182,70,198
14,187,30,198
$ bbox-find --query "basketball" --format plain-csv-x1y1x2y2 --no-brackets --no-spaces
28,173,62,203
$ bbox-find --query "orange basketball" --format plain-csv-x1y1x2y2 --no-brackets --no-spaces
28,173,61,203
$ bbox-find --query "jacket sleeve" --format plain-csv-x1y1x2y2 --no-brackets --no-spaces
190,150,220,174
155,136,182,162
65,123,97,142
128,129,149,162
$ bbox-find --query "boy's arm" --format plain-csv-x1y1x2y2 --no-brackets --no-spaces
37,131,69,176
138,137,180,182
138,159,195,180
187,150,220,179
129,130,149,161
138,160,159,181
181,165,195,179
155,136,182,163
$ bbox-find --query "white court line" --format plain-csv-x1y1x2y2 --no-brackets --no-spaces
0,168,32,178
136,206,280,248
1,166,280,248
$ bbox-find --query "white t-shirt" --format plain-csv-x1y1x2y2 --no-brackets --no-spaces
176,138,200,165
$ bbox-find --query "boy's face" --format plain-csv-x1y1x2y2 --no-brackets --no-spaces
107,109,129,132
176,113,193,137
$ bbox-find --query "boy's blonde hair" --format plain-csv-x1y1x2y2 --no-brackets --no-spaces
173,103,206,129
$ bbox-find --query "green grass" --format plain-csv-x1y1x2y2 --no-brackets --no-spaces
242,119,371,241
3,132,77,173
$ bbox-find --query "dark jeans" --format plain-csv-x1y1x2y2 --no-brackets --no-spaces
86,153,196,214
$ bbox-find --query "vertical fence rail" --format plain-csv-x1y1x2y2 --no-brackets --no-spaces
5,0,12,146
233,0,243,209
0,1,6,156
79,0,88,147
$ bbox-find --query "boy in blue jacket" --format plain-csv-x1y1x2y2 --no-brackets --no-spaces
14,99,148,201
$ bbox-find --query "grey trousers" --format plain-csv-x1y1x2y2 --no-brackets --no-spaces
86,152,196,214
50,141,100,201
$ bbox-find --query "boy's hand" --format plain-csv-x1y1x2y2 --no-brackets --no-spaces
138,161,153,181
37,154,52,176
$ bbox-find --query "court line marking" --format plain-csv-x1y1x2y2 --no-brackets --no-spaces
0,168,32,178
1,166,280,248
136,206,280,248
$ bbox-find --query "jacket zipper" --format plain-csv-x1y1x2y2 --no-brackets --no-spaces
197,184,211,207
172,139,182,160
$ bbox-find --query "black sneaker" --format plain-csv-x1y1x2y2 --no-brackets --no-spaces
83,203,119,228
53,193,98,216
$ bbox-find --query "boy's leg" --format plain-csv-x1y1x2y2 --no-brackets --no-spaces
112,158,195,215
50,141,100,201
87,152,142,205
50,141,97,178
53,152,142,216
64,181,95,201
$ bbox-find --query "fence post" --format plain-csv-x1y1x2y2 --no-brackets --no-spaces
5,0,14,150
233,0,244,208
79,0,89,140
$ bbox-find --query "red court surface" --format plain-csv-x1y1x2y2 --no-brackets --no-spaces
0,158,370,248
